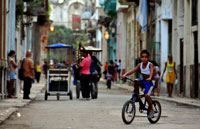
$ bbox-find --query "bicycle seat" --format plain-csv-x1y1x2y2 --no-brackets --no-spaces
133,79,140,82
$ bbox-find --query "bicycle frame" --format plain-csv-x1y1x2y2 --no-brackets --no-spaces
125,77,154,113
131,89,149,113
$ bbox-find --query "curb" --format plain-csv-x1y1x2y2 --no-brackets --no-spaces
0,108,18,125
153,96,200,108
0,99,32,125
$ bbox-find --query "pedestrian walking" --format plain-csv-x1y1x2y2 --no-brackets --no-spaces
106,60,114,89
79,44,91,100
42,60,48,79
18,60,24,93
35,61,41,83
23,51,34,99
103,62,108,79
161,54,178,97
8,50,18,98
106,72,112,89
117,59,121,82
113,59,118,82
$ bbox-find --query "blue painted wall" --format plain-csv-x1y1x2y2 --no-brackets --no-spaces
108,32,116,62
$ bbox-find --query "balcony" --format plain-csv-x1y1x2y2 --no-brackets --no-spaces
104,0,117,16
119,0,139,6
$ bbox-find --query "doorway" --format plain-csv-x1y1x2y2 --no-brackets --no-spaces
180,38,184,95
194,31,198,98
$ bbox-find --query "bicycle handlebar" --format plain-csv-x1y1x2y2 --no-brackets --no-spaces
122,77,140,82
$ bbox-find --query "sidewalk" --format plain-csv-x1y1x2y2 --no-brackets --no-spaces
0,78,45,125
100,79,200,108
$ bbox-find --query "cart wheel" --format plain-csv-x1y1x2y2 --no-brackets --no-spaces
69,90,73,100
57,94,60,101
45,90,48,100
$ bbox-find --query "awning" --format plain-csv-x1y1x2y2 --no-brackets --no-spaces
81,46,102,52
45,43,73,48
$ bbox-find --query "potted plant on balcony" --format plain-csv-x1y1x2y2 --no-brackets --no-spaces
16,0,24,29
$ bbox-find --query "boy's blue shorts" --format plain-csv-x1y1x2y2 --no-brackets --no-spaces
138,78,154,95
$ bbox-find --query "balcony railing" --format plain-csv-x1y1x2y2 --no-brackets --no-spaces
119,0,139,6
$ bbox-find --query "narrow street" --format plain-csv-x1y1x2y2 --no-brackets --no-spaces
1,81,200,129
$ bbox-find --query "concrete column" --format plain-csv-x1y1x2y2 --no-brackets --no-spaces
160,20,169,93
96,28,101,60
184,0,191,97
116,12,122,60
101,26,108,65
160,20,169,74
122,13,127,72
172,0,178,64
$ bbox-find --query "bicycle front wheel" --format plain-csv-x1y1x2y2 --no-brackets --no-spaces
148,100,162,124
122,100,136,124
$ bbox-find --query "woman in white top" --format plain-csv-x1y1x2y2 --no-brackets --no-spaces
8,50,18,98
117,59,121,81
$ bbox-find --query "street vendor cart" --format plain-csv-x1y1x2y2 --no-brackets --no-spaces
45,43,73,100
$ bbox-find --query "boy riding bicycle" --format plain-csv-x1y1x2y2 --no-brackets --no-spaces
122,50,154,118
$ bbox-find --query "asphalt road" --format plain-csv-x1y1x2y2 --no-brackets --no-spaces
1,81,200,129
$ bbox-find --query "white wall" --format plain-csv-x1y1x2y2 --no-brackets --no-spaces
6,0,16,53
160,20,169,91
116,11,127,72
161,0,172,19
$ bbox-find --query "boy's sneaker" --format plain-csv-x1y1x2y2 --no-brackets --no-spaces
148,111,154,118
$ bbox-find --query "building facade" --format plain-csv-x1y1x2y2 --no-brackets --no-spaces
172,0,200,99
49,0,87,30
0,0,49,99
0,0,9,99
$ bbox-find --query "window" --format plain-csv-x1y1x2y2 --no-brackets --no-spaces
192,0,198,26
168,20,172,55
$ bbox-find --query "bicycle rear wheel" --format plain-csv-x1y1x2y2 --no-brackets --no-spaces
122,100,136,124
91,82,97,99
147,100,161,124
76,81,81,99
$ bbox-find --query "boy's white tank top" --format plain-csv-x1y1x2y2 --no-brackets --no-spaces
140,62,151,75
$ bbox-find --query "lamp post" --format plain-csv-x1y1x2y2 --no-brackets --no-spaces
104,31,109,40
104,31,109,62
49,26,55,32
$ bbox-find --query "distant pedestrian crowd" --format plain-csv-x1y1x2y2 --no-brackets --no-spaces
103,59,121,89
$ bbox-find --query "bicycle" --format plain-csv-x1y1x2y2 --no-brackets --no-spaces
90,72,99,99
121,77,161,124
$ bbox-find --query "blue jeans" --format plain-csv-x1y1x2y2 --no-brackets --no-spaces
10,72,16,80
